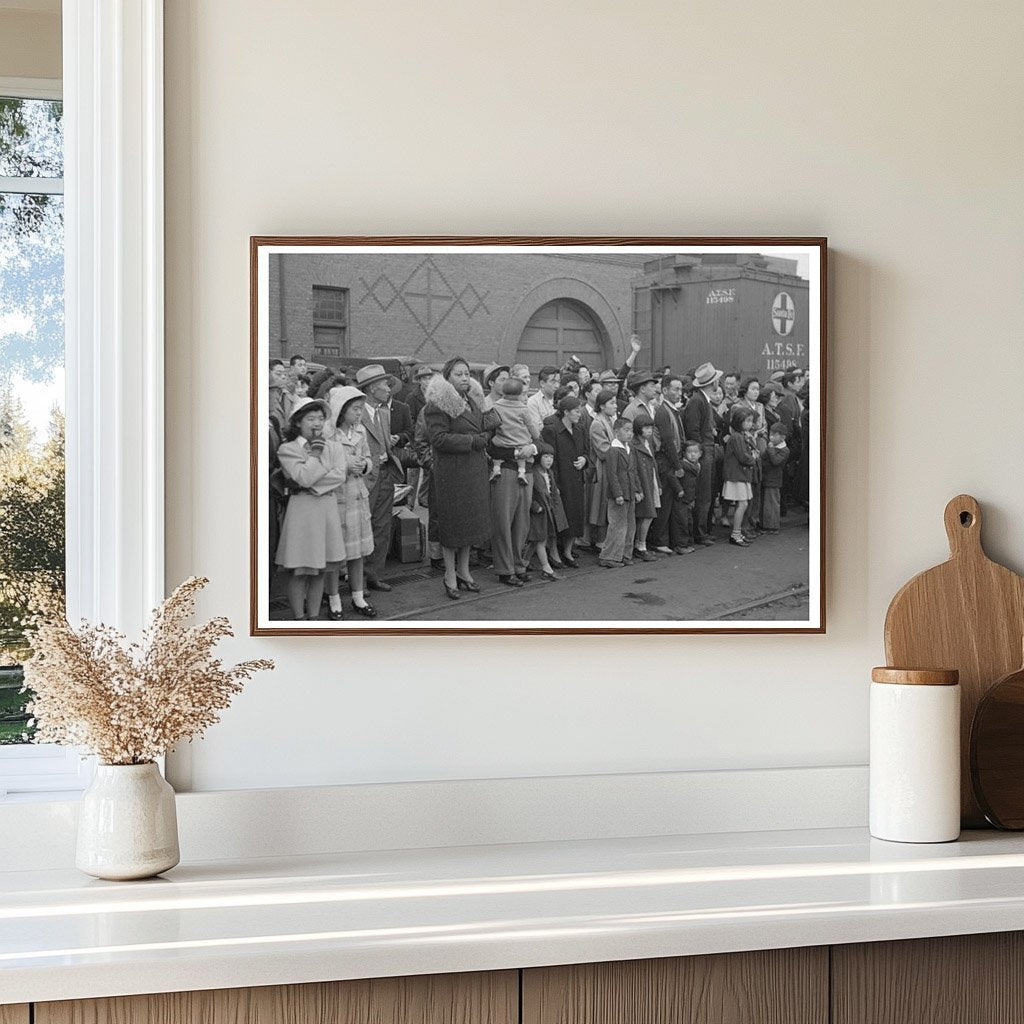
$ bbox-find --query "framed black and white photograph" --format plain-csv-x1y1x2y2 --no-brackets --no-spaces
250,237,826,635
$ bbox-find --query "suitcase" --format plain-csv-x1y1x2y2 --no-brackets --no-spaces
391,506,425,563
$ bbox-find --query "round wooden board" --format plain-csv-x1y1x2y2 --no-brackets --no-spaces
971,664,1024,829
884,495,1024,827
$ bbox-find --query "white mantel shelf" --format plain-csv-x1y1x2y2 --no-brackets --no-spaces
4,826,1024,1004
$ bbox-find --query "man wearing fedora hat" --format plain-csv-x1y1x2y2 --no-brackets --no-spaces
356,364,406,591
649,374,691,554
590,332,643,416
404,364,437,513
406,364,436,424
482,362,511,410
682,361,723,546
621,371,661,427
394,356,420,407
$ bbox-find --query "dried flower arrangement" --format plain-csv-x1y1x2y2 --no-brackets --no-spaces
22,577,273,765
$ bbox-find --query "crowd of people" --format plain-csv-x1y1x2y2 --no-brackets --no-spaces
267,339,812,620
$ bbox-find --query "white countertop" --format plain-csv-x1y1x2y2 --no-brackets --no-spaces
4,826,1024,1004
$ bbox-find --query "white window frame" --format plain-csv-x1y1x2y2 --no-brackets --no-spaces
0,1,164,797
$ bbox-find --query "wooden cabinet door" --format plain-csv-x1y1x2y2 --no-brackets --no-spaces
523,949,828,1024
0,1007,30,1024
35,971,518,1024
832,932,1024,1024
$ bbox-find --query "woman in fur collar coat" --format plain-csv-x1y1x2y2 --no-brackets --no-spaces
423,357,499,598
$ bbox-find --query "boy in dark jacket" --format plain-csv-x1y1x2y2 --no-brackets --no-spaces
761,422,790,533
599,418,643,568
675,440,702,553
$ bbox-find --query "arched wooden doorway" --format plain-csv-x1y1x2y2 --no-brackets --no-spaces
515,299,607,371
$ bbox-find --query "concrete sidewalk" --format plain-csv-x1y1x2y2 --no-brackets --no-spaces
270,509,811,624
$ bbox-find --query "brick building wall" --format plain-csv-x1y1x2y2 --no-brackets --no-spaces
267,252,644,371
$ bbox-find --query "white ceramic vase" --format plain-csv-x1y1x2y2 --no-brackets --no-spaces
76,762,180,880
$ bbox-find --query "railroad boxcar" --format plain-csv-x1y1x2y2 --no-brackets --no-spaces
632,253,811,380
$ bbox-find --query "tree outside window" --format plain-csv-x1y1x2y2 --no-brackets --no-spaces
0,94,65,744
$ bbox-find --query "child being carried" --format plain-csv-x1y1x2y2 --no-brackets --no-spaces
489,377,536,486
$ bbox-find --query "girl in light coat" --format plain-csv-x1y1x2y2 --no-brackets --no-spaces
275,399,347,620
322,387,378,620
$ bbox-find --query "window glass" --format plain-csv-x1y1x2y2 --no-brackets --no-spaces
0,97,65,746
0,98,63,178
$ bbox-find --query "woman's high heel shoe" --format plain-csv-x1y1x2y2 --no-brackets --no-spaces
444,581,461,600
455,576,481,593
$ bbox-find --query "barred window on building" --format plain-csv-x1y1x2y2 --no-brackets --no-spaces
312,285,348,360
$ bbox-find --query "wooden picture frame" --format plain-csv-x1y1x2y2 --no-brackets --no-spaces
251,237,826,635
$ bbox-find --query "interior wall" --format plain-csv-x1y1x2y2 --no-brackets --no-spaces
0,8,61,80
163,0,1024,791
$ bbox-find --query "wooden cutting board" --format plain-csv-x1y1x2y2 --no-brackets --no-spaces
884,494,1024,827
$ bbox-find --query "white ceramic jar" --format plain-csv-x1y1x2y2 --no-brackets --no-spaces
869,667,961,843
76,762,180,880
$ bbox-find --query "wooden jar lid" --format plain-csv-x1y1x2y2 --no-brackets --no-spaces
871,667,960,686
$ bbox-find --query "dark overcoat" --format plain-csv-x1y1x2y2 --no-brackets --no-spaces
527,466,569,545
541,416,589,536
762,444,790,489
632,440,661,520
423,376,496,549
386,397,414,450
723,430,757,484
682,390,716,447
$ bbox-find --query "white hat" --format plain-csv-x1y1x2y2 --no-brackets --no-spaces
328,385,366,425
692,362,723,389
287,397,330,425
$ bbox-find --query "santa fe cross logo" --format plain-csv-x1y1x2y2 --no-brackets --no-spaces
771,292,795,336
